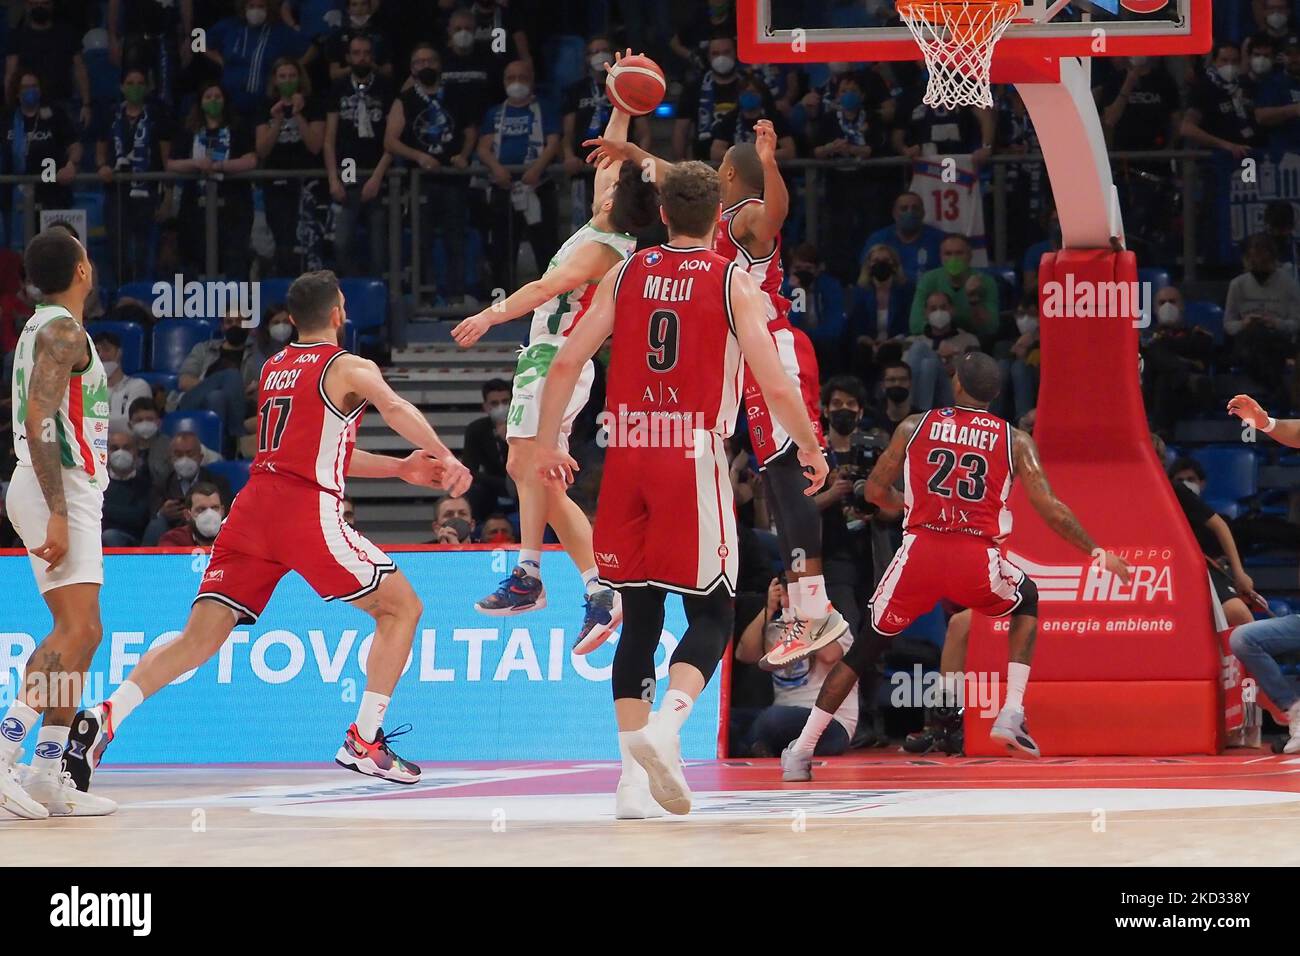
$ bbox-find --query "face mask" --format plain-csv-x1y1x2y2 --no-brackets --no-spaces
505,81,530,100
29,7,52,25
132,419,159,440
452,29,474,51
19,89,39,110
942,256,967,277
246,8,267,27
928,309,952,331
489,403,508,423
277,79,299,98
194,509,223,539
1252,55,1274,75
590,52,613,74
1156,301,1181,326
101,360,120,378
109,449,135,475
1016,314,1038,336
202,98,224,119
174,456,200,480
884,386,910,405
1268,12,1288,30
739,90,762,111
225,325,249,346
418,68,441,88
839,90,863,111
269,323,293,343
123,83,147,105
711,55,736,75
1181,479,1202,496
485,528,512,543
828,408,859,436
1217,64,1239,83
898,208,922,231
869,261,893,282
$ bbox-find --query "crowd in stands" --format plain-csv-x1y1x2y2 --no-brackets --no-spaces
0,1,1299,748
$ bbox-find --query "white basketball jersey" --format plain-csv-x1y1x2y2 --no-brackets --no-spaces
528,220,636,347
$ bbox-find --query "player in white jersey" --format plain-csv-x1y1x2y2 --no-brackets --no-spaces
452,51,659,653
0,230,117,818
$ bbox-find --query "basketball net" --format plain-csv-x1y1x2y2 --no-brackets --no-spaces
897,0,1022,109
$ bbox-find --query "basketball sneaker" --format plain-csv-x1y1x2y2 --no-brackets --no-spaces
574,587,623,654
990,707,1041,758
21,766,117,816
475,567,547,616
626,718,691,815
760,609,849,671
0,749,47,819
1284,701,1300,755
335,723,422,784
63,701,115,792
780,743,813,782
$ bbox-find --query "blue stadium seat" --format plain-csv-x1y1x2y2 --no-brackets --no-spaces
1138,267,1171,294
116,280,159,307
205,459,251,496
162,410,224,453
1192,446,1259,504
339,278,387,330
343,319,358,353
88,320,145,374
258,277,293,309
1185,300,1224,345
134,371,178,393
151,319,215,374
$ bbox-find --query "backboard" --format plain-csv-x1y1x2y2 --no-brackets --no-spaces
738,0,1211,68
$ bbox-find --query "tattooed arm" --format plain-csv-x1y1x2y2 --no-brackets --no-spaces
1012,427,1132,583
25,316,88,569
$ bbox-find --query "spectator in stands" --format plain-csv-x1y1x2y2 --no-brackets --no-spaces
145,431,232,544
1229,613,1300,753
342,495,356,528
1251,0,1299,54
469,0,533,87
786,243,847,374
237,303,296,441
869,360,915,437
462,377,513,523
128,397,172,485
709,71,796,161
1264,198,1299,281
1243,34,1279,93
93,330,152,431
108,0,187,108
175,309,259,449
158,481,226,547
0,252,34,384
4,0,91,127
387,43,479,305
1020,205,1061,295
1142,285,1213,433
861,192,945,284
1256,38,1300,152
751,62,800,119
809,72,889,281
205,0,313,114
892,94,994,164
430,493,475,545
1225,233,1300,406
102,429,152,547
734,575,856,757
97,67,174,286
439,6,495,126
999,293,1041,423
256,58,327,275
167,82,258,279
1100,55,1182,150
325,34,393,278
909,233,998,337
850,244,911,379
672,34,741,161
1182,41,1261,159
322,0,391,83
906,289,980,411
669,0,736,80
0,71,82,226
480,513,517,544
561,35,652,214
477,59,559,293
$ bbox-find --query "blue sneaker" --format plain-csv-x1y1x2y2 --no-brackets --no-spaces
475,567,547,616
574,586,623,654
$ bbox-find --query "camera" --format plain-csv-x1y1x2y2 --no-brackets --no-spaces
828,430,888,518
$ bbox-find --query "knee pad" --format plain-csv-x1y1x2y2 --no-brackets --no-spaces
610,588,665,701
669,588,735,684
761,449,823,566
1014,574,1039,618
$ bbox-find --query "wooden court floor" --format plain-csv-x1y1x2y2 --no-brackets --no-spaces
6,752,1300,866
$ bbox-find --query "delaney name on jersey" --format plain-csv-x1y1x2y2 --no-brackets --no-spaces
928,416,1002,451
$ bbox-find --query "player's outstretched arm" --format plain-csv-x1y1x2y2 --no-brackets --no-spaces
334,354,472,496
734,119,789,248
1013,428,1132,584
731,267,828,493
583,126,673,188
863,415,922,518
24,315,89,569
348,448,447,489
534,262,621,484
1227,393,1300,448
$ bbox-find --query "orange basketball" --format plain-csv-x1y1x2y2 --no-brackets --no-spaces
606,54,666,116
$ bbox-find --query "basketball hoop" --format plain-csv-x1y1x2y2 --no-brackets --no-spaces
897,0,1023,110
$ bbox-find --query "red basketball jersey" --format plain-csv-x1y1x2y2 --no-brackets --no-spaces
715,198,789,324
903,406,1015,543
608,244,744,436
249,341,364,497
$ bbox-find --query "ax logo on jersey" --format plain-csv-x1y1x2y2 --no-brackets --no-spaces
1009,551,1174,603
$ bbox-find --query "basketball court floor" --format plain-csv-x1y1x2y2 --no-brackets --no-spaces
7,752,1300,866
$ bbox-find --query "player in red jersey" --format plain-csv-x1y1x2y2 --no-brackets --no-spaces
534,162,829,818
781,353,1133,777
584,120,848,673
63,272,472,789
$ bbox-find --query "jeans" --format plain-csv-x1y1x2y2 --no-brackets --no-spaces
105,189,158,286
745,705,851,757
1229,614,1300,711
102,528,140,548
904,340,953,411
333,184,388,278
177,367,246,438
997,357,1038,422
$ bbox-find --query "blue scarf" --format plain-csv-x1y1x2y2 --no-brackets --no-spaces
10,110,27,173
112,103,154,195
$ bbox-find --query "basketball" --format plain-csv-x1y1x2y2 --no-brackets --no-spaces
606,54,666,115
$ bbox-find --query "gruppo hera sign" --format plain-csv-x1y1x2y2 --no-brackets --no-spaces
0,550,718,763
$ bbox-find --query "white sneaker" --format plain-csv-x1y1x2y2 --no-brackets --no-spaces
22,766,117,817
1284,702,1300,755
990,707,1041,758
781,744,813,782
760,609,849,671
627,720,691,815
0,751,48,820
615,777,664,819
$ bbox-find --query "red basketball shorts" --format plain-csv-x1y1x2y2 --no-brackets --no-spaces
743,321,824,469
